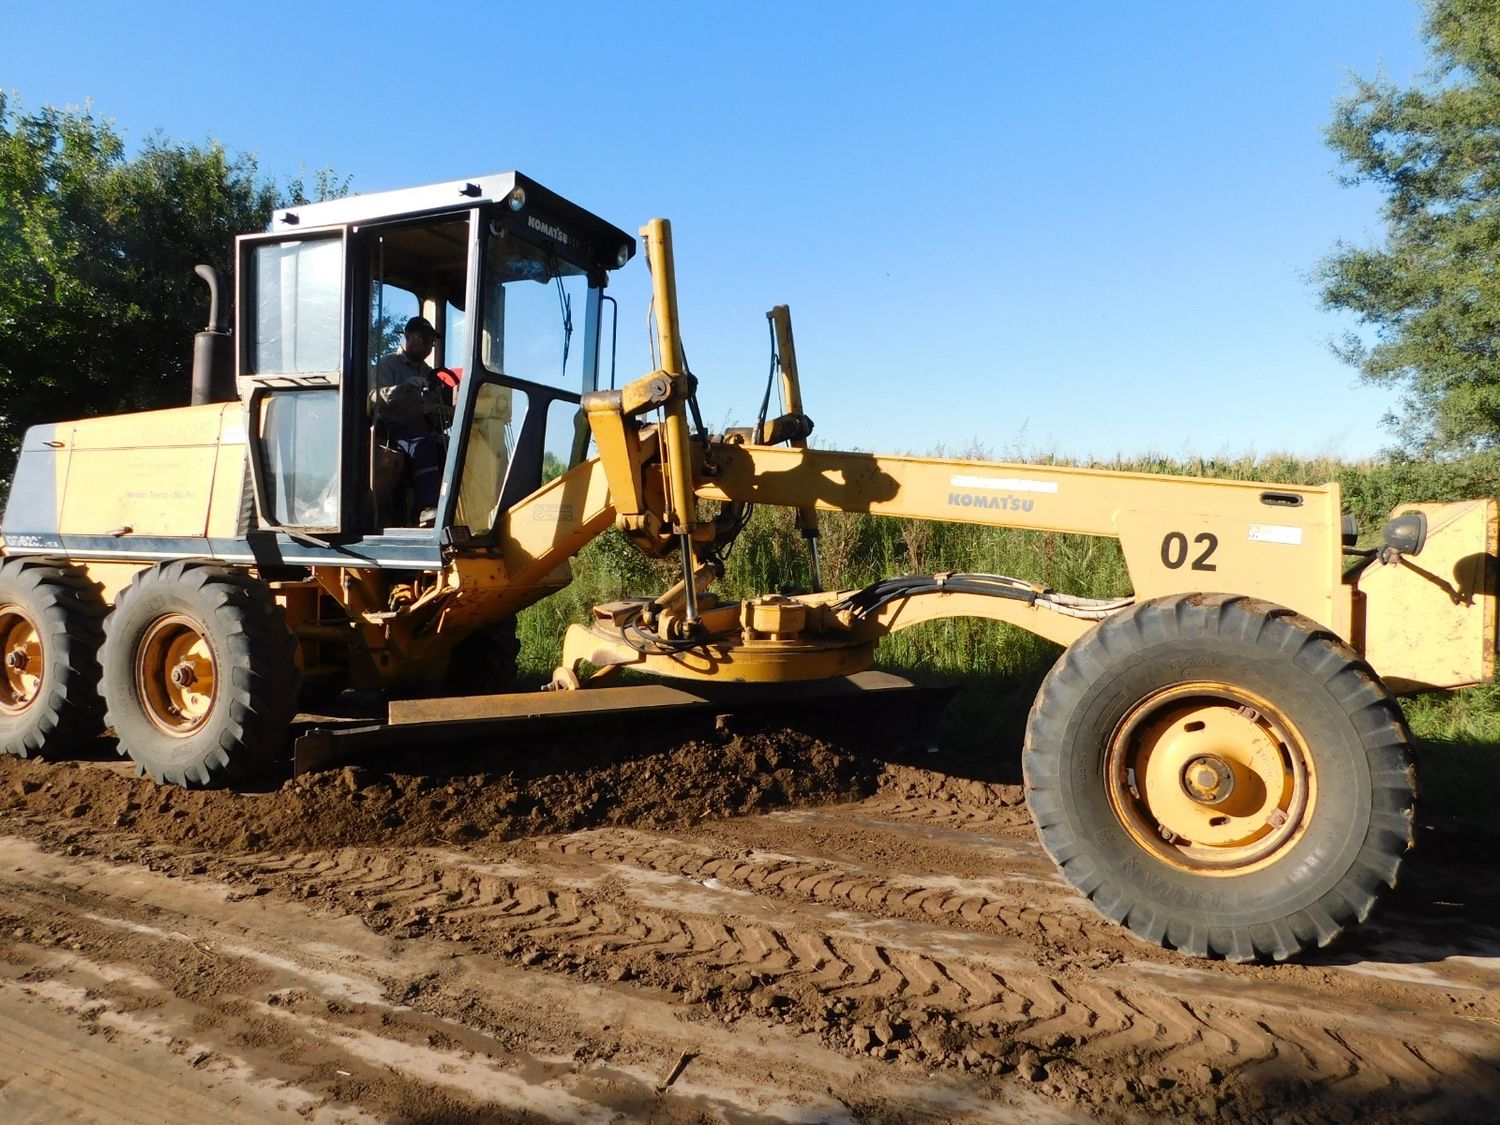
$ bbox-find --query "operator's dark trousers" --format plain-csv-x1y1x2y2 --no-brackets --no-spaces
386,424,442,509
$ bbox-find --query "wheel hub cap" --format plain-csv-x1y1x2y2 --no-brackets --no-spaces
1107,685,1316,874
136,615,217,735
1181,754,1236,804
0,605,43,713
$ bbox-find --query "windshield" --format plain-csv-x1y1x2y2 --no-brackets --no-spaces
481,229,588,389
456,229,597,537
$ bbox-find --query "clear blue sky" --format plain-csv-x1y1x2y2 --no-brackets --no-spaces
1,1,1428,461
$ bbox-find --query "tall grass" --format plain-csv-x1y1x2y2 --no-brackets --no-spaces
514,504,1133,684
515,449,1500,794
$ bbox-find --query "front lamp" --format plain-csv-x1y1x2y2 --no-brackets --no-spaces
1381,511,1427,557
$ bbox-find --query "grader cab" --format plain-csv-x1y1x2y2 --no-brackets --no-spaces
1,171,1495,963
2,174,637,711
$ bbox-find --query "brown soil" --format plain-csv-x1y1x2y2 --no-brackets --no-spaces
2,725,1498,1124
0,725,873,854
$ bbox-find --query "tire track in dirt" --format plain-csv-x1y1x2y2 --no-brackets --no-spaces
532,826,1092,945
0,876,521,1123
224,832,1500,1119
0,832,1034,1124
857,795,1032,832
5,748,1500,1123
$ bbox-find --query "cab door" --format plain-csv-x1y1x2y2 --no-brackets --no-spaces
353,213,477,533
235,229,351,535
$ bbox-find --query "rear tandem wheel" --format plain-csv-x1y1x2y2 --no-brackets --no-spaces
1022,593,1416,961
0,557,107,758
101,562,300,786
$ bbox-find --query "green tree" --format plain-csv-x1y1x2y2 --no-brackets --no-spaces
0,96,344,475
1319,0,1500,454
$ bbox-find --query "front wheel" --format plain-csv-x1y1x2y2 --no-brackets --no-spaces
1023,593,1415,961
102,562,299,786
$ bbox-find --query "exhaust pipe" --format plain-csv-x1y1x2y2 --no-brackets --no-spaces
190,264,235,405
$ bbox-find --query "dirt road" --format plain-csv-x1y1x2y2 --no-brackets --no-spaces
1,725,1497,1123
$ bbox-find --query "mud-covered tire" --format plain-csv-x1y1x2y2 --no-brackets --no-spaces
0,557,107,757
443,619,521,696
101,562,299,786
1022,593,1415,962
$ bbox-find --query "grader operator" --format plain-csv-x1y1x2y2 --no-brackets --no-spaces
0,171,1492,963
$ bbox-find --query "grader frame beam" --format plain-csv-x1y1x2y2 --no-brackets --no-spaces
697,444,1347,631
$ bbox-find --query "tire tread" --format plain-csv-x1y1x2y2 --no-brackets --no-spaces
1023,593,1415,962
102,562,299,786
0,557,107,757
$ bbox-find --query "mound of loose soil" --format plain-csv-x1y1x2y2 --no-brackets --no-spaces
875,763,1026,810
0,725,878,854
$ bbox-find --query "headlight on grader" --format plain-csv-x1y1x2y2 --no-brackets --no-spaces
1381,510,1428,557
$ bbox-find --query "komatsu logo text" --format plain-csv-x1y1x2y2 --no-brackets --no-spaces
948,492,1035,513
527,215,570,245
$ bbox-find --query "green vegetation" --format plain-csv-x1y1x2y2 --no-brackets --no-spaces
1319,0,1500,454
0,96,341,482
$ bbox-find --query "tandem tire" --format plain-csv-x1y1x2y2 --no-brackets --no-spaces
101,562,300,786
1022,593,1415,962
0,557,107,757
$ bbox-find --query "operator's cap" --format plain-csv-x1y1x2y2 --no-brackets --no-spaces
404,316,440,340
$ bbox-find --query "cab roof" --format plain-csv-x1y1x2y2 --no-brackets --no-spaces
269,171,635,272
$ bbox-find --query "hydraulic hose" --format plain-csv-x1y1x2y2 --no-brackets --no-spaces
835,573,1132,622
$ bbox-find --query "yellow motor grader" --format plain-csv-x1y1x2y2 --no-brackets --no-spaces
0,172,1492,962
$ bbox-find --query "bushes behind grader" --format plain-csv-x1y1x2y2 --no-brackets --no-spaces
0,172,1493,962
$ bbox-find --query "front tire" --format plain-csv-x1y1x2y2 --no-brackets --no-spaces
102,562,299,786
1023,593,1415,961
0,557,106,757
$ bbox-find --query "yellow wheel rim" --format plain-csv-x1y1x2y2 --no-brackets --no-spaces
0,604,43,714
136,614,217,736
1105,681,1316,875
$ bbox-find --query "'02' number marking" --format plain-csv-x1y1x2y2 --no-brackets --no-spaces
1160,530,1218,571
